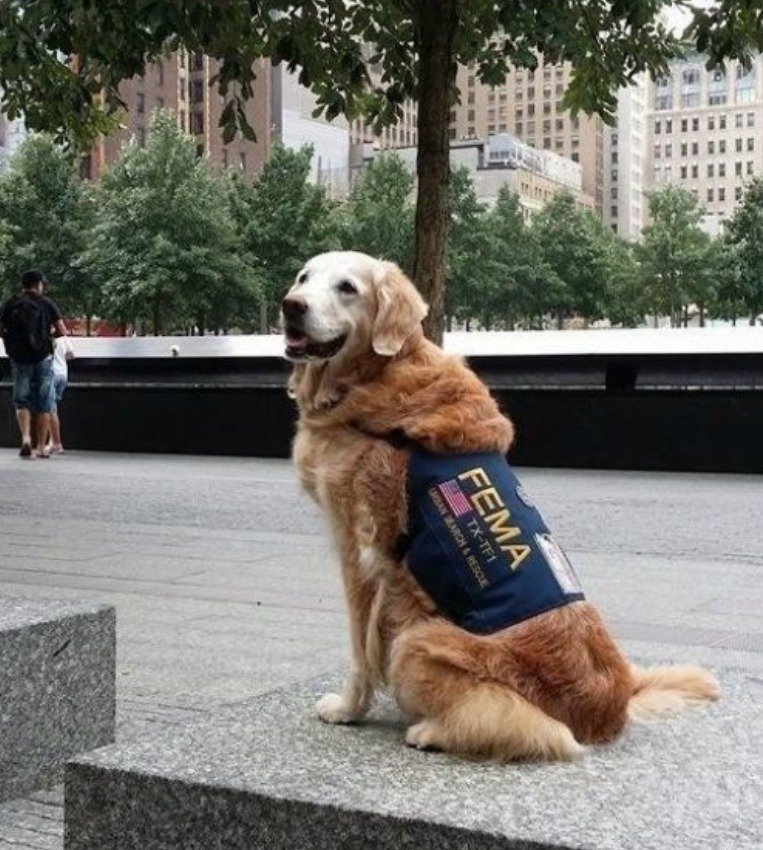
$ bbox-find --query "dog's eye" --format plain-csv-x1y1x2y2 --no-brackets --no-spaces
297,271,308,285
338,280,357,295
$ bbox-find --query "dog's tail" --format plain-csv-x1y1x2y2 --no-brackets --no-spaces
627,664,719,722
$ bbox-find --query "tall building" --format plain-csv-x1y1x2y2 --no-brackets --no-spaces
646,52,763,235
86,51,271,179
450,62,604,212
271,65,351,197
603,77,648,239
0,97,27,170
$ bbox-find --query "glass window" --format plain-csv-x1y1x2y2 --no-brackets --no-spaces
681,118,688,132
610,205,618,218
708,163,715,177
665,143,672,158
692,142,699,155
736,113,744,127
191,111,204,134
191,51,204,71
719,163,726,177
692,117,699,131
543,137,551,149
736,138,743,152
528,104,535,116
708,116,715,130
515,122,522,134
136,127,145,147
747,160,754,175
720,115,727,129
681,142,688,157
708,140,715,154
665,119,673,133
707,188,714,202
571,151,579,162
692,164,698,178
736,161,743,175
748,137,755,151
556,118,564,130
653,143,661,159
719,140,726,154
655,120,662,134
611,188,618,199
467,91,475,104
682,93,701,107
736,186,743,200
748,112,755,127
680,165,687,179
719,187,726,202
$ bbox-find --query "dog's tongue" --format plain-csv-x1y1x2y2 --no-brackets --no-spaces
286,330,308,351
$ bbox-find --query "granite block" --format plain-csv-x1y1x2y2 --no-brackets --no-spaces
66,666,760,850
0,596,116,802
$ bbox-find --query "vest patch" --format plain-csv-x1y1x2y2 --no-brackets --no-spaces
405,449,584,634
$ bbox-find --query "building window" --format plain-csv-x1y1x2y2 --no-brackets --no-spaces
736,112,743,127
748,137,755,151
179,50,186,69
736,138,743,152
708,116,715,130
720,115,727,129
707,68,727,105
467,109,475,122
467,91,475,104
707,188,714,202
719,187,726,202
665,119,673,133
692,164,698,178
611,188,618,199
611,151,618,164
136,92,145,114
655,120,661,134
571,151,579,162
708,140,715,154
610,205,618,218
79,155,92,180
735,63,755,102
748,112,756,127
527,104,535,117
515,122,523,134
682,93,701,107
487,123,496,134
680,165,688,179
191,112,204,134
736,186,743,200
543,119,551,133
543,102,551,115
156,96,164,109
556,118,563,131
543,137,551,149
191,51,204,71
736,161,743,175
692,142,699,155
653,143,661,159
527,87,535,99
747,160,754,175
611,132,618,146
708,163,715,177
555,138,563,150
179,109,186,130
719,163,726,177
157,61,164,86
681,142,688,157
681,118,688,132
498,123,507,132
222,148,228,167
611,167,618,180
719,139,726,154
665,143,672,158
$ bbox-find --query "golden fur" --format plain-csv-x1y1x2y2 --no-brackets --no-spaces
287,254,719,761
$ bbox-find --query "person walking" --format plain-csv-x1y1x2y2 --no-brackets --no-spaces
0,269,68,458
46,334,74,454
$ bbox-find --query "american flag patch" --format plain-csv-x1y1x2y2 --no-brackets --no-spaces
437,479,474,517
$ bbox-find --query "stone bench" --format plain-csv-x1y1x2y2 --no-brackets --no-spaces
65,666,759,850
0,596,115,802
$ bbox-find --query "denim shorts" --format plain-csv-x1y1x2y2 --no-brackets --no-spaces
11,356,56,413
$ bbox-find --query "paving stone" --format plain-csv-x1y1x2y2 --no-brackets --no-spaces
0,597,115,803
65,667,760,850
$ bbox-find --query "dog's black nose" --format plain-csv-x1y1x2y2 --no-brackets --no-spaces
282,296,308,319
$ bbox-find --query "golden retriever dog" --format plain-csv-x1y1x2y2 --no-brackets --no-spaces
283,250,719,761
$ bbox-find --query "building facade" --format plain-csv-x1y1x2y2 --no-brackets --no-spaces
271,65,351,198
603,77,648,240
450,62,604,212
646,53,763,234
86,51,271,180
0,98,27,170
357,135,593,216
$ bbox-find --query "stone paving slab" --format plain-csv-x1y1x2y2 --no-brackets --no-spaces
66,667,760,850
0,597,115,804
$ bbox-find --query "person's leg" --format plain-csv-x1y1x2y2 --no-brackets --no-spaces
33,357,55,457
11,362,33,456
48,375,66,452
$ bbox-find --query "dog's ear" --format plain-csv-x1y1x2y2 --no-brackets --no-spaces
371,262,428,356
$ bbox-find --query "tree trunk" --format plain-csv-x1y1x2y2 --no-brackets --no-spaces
85,314,92,337
556,310,564,330
699,303,705,327
750,312,758,326
412,0,459,345
259,301,268,334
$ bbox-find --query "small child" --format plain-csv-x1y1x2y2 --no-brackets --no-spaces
47,335,74,454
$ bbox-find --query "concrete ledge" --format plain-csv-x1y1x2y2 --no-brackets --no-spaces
66,667,760,850
0,596,115,802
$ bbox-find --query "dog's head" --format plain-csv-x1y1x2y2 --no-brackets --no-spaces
281,251,428,362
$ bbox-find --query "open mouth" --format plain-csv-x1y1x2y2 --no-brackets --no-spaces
284,327,348,360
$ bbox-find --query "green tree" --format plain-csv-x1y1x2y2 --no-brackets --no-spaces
3,2,757,342
483,188,563,329
637,185,710,327
718,178,763,325
336,153,415,270
0,134,94,321
234,144,338,332
83,111,259,335
600,235,646,328
532,193,612,327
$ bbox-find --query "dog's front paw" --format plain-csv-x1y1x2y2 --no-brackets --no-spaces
405,719,444,751
315,692,357,724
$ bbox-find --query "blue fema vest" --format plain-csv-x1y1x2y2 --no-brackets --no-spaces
404,449,584,634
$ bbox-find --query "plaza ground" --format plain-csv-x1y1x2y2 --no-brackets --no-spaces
0,450,761,848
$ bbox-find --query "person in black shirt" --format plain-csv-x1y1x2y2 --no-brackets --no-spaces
0,269,69,458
